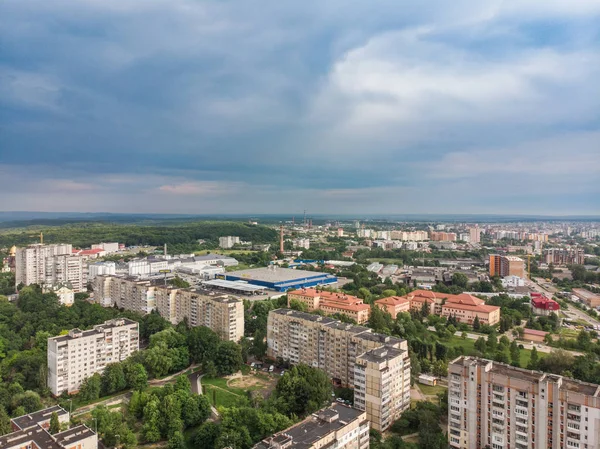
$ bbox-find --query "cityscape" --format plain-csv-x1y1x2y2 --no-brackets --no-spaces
1,1,599,449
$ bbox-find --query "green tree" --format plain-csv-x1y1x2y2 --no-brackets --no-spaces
169,277,190,289
193,422,221,448
187,326,220,364
215,341,243,376
289,299,308,312
101,363,127,396
528,347,539,370
49,411,60,434
167,431,186,449
451,272,468,289
0,406,11,436
509,341,521,367
182,395,211,428
79,374,102,402
472,316,481,331
273,364,332,416
475,337,487,353
123,362,148,391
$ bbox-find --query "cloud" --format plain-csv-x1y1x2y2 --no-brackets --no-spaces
0,0,598,214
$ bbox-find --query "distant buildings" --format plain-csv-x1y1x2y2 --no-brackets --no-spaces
530,293,560,316
489,254,526,278
543,247,585,265
501,275,525,288
45,285,75,306
1,406,97,449
90,242,120,253
293,238,310,249
430,231,457,242
287,288,371,324
127,253,237,278
389,230,429,241
572,288,600,308
253,403,369,449
92,275,244,341
219,236,240,248
267,309,410,431
448,356,600,449
88,261,116,280
403,290,501,326
15,244,87,292
469,226,481,244
47,318,139,396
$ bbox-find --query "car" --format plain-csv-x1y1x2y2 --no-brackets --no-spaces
250,362,256,368
336,398,344,403
269,365,274,373
280,370,285,376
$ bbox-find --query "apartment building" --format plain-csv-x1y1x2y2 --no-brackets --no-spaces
355,346,411,432
448,356,600,449
403,290,501,326
1,406,97,449
47,318,139,396
93,275,244,341
543,247,585,266
287,288,371,324
489,254,526,278
15,244,88,292
254,403,369,449
267,309,410,431
469,226,481,244
430,231,457,241
219,236,240,248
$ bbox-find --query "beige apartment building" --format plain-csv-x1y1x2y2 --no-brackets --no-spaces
287,288,371,324
449,356,600,449
47,318,139,396
253,403,370,449
93,275,244,341
15,244,88,292
489,254,526,278
267,309,411,431
354,346,412,432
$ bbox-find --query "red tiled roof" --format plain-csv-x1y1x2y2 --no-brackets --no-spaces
375,296,410,306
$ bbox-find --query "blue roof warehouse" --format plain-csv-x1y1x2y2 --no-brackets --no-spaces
223,267,337,292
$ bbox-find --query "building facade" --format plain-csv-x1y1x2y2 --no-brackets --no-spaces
489,255,526,278
287,288,371,324
543,247,586,266
267,309,410,431
47,318,139,396
15,244,87,292
449,356,600,449
253,404,369,449
92,275,244,341
469,226,481,244
374,296,411,318
219,236,240,248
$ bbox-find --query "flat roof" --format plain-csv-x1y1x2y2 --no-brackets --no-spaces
50,318,138,343
0,426,60,449
357,346,404,363
253,404,364,449
54,425,95,445
12,405,68,430
201,279,267,292
227,267,335,284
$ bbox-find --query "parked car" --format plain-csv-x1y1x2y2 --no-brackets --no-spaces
269,365,274,373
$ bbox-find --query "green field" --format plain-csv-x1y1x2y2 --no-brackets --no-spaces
201,373,274,409
202,384,248,408
418,384,447,396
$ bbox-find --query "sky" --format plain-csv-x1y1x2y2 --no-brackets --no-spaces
0,0,599,216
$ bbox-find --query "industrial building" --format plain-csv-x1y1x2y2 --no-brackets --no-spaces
253,403,369,449
449,356,600,449
224,266,337,292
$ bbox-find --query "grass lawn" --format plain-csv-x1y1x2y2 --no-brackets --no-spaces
202,384,248,408
367,258,405,265
418,384,447,396
559,328,579,339
201,373,275,409
444,335,544,368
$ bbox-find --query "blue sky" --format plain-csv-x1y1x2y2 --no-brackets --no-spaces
0,0,599,215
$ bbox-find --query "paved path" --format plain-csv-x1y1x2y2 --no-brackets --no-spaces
188,372,220,420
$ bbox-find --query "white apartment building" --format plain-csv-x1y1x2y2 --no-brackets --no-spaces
355,346,412,432
15,244,88,292
128,259,169,276
91,242,119,253
47,318,139,396
219,236,240,248
267,309,410,431
293,238,310,249
44,285,75,306
253,404,369,449
469,226,481,244
88,261,116,280
449,356,600,449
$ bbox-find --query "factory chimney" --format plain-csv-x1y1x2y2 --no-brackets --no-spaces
164,243,167,256
280,224,284,253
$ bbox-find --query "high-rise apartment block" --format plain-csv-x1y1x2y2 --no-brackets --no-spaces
47,318,139,396
489,255,525,278
219,236,240,248
267,309,410,431
543,247,585,266
253,403,369,449
92,275,244,341
448,356,600,449
430,232,457,241
15,244,88,292
469,226,481,244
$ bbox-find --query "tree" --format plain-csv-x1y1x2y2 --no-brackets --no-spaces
0,406,11,436
101,363,127,396
472,316,481,331
369,306,390,333
79,373,102,401
486,333,498,353
538,349,574,375
509,341,521,367
528,347,539,370
182,395,211,428
49,411,60,434
420,302,429,318
475,337,487,353
167,431,186,449
289,299,308,312
187,326,220,364
452,273,468,289
571,265,586,282
194,422,221,448
274,364,332,416
215,341,243,376
123,362,148,391
169,277,190,289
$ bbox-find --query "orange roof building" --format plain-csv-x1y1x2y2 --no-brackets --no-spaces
374,296,410,318
402,290,501,326
287,288,371,324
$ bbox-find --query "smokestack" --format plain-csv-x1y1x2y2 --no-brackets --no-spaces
280,224,284,253
164,243,167,256
40,232,43,244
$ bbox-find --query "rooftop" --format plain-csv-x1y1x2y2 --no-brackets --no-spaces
375,296,410,306
12,406,68,430
227,267,334,283
202,278,268,293
49,318,138,343
53,425,96,446
357,346,404,363
253,404,364,449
